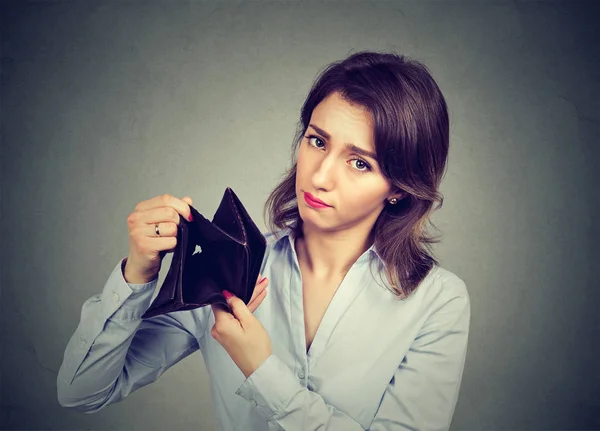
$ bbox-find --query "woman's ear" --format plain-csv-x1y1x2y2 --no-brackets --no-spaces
389,187,406,201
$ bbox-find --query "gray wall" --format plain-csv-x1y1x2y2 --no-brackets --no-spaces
2,1,598,430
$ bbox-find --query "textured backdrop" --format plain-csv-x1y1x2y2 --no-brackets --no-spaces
1,1,598,430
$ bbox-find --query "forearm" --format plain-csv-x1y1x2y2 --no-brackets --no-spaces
57,258,158,411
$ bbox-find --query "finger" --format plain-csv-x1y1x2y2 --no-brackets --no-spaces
142,220,179,238
223,290,253,324
136,235,178,253
210,304,240,341
248,288,267,313
248,277,269,308
135,206,188,230
134,194,194,222
181,196,193,206
249,276,268,303
211,303,235,322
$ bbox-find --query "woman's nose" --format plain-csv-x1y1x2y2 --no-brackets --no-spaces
311,154,337,190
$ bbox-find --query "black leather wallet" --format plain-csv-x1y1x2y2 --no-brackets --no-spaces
141,188,267,319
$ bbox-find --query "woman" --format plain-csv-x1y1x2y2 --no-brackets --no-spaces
57,51,470,431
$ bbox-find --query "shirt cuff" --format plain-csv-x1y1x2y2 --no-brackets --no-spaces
100,257,158,321
235,354,304,419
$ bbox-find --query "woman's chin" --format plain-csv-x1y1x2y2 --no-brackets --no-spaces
298,211,337,233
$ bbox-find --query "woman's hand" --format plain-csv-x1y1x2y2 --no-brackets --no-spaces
124,194,194,284
211,275,272,378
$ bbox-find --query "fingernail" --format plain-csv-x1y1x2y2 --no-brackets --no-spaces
188,213,194,222
222,290,233,299
259,276,267,284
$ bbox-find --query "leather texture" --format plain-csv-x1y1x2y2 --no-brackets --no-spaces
141,188,267,319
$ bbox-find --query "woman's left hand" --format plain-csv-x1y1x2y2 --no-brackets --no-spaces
210,279,272,379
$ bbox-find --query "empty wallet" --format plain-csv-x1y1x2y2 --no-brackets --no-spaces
141,187,267,319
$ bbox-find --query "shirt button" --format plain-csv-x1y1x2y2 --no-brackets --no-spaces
298,369,305,379
112,292,120,302
250,399,257,407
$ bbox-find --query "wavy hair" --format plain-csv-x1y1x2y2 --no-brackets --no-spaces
263,51,450,298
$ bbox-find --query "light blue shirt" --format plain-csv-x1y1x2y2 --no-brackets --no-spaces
57,227,470,430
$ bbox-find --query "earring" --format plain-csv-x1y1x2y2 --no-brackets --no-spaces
388,198,398,205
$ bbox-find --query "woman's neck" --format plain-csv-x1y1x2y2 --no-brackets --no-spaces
294,224,374,280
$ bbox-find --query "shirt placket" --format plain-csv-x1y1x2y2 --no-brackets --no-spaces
287,236,310,387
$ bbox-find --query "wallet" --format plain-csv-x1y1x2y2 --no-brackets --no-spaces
141,188,267,319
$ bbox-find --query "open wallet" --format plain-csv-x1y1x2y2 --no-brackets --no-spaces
141,187,267,319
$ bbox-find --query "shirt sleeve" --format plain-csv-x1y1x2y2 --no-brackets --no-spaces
235,284,471,431
57,257,206,413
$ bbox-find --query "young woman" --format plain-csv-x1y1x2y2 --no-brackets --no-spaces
57,51,470,431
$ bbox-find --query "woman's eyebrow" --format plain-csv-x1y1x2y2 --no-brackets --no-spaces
308,123,378,160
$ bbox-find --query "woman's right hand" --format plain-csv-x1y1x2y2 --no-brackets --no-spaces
123,194,194,284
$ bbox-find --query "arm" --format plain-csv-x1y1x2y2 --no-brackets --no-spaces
235,289,470,430
57,257,206,413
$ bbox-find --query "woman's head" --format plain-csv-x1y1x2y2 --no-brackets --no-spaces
265,51,450,297
295,91,403,236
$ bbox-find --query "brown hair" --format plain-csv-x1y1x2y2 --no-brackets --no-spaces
263,51,450,299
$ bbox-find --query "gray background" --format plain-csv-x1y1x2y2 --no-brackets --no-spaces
1,1,598,430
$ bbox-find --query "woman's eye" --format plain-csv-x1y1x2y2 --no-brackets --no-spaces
349,159,371,172
306,135,325,148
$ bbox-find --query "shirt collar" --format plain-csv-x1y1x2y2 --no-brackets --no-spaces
271,226,383,263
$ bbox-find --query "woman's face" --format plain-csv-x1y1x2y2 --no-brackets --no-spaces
296,91,398,235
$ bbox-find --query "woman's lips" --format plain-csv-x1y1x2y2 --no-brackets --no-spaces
304,192,331,209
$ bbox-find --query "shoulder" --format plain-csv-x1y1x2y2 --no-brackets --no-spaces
393,265,471,343
414,265,470,316
429,266,469,300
